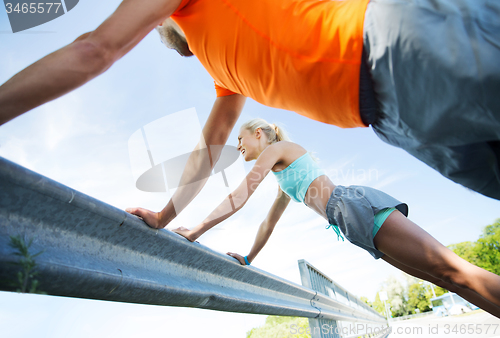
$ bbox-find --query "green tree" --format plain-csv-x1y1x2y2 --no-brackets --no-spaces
475,220,500,275
449,219,500,276
246,316,311,338
383,276,409,317
359,293,387,317
406,280,446,314
8,235,45,294
371,292,386,316
367,275,449,318
407,282,429,313
448,241,479,266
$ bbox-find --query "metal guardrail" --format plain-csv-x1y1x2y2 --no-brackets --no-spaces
298,260,388,338
0,156,388,322
299,260,384,319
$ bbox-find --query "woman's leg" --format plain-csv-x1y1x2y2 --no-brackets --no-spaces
381,255,500,317
373,210,500,317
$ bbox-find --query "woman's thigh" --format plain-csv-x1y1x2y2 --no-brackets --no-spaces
373,210,473,283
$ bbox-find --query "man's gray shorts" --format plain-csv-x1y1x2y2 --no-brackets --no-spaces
363,0,500,199
325,185,408,259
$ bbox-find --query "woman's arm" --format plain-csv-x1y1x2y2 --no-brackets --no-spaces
174,143,283,241
227,187,291,265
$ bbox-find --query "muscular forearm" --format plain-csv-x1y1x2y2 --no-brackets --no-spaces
0,36,112,126
157,94,246,227
158,146,217,226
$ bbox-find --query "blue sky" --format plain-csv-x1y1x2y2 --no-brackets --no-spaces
1,1,499,337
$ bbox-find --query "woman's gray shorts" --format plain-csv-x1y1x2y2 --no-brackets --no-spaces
325,185,408,259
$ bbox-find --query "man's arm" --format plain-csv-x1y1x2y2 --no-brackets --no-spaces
126,94,247,228
0,0,182,126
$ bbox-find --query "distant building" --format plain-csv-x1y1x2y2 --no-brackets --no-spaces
430,293,479,316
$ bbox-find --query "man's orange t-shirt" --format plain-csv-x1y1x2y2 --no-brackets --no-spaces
171,0,370,128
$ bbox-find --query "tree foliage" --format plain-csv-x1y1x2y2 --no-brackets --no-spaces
383,276,408,317
406,279,446,314
407,282,429,313
8,235,46,294
363,276,447,318
371,292,386,315
449,219,500,276
448,241,479,266
246,316,311,338
475,220,500,275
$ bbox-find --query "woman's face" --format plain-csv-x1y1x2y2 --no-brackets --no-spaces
237,128,260,161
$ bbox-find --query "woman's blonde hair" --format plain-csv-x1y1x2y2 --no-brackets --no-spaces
240,118,290,144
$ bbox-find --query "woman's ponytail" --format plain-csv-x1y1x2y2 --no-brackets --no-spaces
241,118,290,144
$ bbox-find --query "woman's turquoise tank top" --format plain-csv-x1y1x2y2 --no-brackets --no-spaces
272,152,326,203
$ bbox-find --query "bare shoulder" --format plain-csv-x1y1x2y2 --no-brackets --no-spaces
268,141,308,172
268,140,305,152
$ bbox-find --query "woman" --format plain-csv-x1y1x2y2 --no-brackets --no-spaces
127,118,500,318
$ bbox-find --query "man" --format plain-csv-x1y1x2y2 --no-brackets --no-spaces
0,0,499,227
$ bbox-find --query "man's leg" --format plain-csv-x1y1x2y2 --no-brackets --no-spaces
364,0,500,199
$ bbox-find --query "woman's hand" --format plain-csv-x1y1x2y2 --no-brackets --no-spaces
125,207,163,229
226,252,249,265
172,226,197,242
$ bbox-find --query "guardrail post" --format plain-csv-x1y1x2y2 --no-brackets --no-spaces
298,260,341,338
298,260,391,338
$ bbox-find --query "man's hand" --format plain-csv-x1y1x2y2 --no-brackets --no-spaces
126,207,163,229
226,252,248,265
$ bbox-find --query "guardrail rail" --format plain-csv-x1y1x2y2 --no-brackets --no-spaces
0,155,392,338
